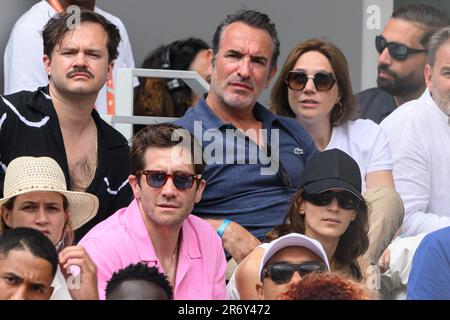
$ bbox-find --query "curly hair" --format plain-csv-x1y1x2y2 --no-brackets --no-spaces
105,262,173,300
279,272,370,300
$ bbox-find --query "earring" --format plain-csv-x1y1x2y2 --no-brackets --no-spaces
333,98,343,118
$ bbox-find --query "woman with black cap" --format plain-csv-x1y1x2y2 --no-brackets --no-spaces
228,149,371,300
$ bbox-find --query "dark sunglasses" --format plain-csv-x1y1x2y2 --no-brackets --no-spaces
262,262,328,284
302,190,361,210
285,71,336,91
375,35,427,61
136,170,202,191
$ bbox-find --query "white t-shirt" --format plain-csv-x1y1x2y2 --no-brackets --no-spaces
3,0,137,114
380,233,426,300
226,243,270,300
380,89,450,236
325,119,393,192
50,266,72,300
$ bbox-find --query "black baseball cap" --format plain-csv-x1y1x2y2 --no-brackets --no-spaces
299,149,363,200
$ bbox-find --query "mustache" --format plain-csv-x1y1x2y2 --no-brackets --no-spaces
377,64,396,78
228,75,255,89
67,66,94,78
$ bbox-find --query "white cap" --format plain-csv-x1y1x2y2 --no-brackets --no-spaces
259,233,330,281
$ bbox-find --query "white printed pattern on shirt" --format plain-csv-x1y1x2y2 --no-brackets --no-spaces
0,113,6,131
0,161,6,173
104,177,128,195
1,96,49,128
40,90,51,100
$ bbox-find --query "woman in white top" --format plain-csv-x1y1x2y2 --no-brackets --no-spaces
270,39,404,264
0,156,99,300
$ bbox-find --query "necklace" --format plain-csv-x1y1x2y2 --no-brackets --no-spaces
165,239,180,288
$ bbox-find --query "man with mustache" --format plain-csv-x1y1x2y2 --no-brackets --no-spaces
0,10,133,241
4,0,137,115
356,4,448,124
175,10,316,265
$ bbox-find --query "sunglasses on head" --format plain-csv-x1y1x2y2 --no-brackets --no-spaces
302,190,361,210
136,170,202,191
285,71,336,91
375,35,427,61
262,261,328,284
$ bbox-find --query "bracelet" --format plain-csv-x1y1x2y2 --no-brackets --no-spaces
217,219,232,238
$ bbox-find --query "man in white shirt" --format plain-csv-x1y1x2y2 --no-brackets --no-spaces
4,0,137,114
380,26,450,236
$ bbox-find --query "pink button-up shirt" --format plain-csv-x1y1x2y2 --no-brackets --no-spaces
80,199,227,300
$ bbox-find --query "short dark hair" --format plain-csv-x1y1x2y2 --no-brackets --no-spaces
134,38,210,120
42,9,121,63
392,4,449,48
130,123,205,176
211,9,280,69
105,262,173,300
160,38,209,71
0,227,58,278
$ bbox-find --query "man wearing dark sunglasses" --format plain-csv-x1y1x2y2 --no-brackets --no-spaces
255,233,329,300
80,123,227,300
356,4,448,124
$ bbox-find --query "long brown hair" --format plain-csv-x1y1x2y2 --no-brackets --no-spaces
270,38,357,126
266,190,369,281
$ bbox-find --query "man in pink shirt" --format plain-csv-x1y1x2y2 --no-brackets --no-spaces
80,123,227,299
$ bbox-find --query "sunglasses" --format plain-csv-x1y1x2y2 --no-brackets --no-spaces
136,170,202,191
375,35,427,61
262,262,328,284
302,190,361,210
285,71,336,91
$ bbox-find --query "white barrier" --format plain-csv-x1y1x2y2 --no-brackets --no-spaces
102,68,210,141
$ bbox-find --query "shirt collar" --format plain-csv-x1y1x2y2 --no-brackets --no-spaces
124,199,202,263
424,88,450,124
25,86,126,148
193,98,279,131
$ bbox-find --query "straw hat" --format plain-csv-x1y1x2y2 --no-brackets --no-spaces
0,156,99,230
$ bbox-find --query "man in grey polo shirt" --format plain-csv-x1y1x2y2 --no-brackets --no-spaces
175,9,316,263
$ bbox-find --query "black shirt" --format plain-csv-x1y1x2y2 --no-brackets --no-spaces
355,87,396,124
0,87,133,241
